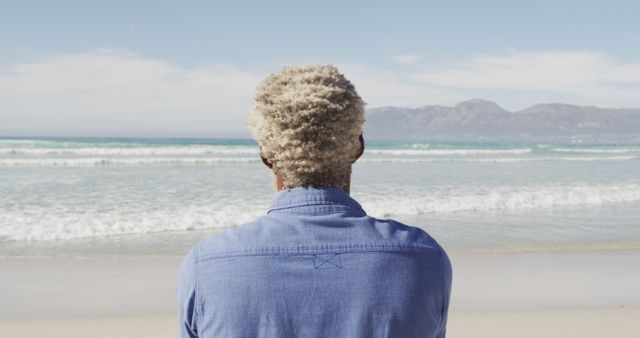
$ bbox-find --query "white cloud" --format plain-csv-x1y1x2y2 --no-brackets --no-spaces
2,48,640,136
411,49,640,108
0,49,265,136
393,54,424,65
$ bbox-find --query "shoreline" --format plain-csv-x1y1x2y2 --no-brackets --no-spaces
2,224,640,259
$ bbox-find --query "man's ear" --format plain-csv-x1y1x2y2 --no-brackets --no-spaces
354,133,365,162
259,146,273,169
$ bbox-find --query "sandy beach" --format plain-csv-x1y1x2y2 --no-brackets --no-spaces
1,250,638,338
2,308,639,338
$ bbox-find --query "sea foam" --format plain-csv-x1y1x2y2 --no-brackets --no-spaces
360,183,640,217
2,182,638,242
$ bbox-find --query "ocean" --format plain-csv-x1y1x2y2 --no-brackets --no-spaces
1,137,639,257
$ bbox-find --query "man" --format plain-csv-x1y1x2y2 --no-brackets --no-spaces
178,65,452,337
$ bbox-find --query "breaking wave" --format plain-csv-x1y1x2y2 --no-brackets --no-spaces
2,182,638,242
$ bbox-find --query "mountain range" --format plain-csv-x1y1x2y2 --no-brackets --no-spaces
364,99,640,143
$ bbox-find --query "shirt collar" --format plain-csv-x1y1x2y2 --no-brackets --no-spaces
267,186,367,216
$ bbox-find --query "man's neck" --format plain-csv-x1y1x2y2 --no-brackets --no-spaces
274,173,351,194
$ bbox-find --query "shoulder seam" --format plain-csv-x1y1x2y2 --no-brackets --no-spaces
193,241,200,326
195,243,440,261
438,245,451,329
439,245,445,320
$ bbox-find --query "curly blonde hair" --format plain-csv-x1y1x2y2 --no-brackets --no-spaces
248,65,366,190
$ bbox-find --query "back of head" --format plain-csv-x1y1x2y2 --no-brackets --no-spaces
248,65,366,190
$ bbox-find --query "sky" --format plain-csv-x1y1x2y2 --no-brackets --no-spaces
1,0,640,137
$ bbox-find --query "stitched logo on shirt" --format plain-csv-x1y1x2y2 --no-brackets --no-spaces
312,253,343,269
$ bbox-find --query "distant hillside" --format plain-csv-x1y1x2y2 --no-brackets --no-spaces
364,99,640,143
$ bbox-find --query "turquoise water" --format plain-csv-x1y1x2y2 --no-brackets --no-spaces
1,137,639,256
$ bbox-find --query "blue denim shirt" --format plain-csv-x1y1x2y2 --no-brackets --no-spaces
178,187,452,338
